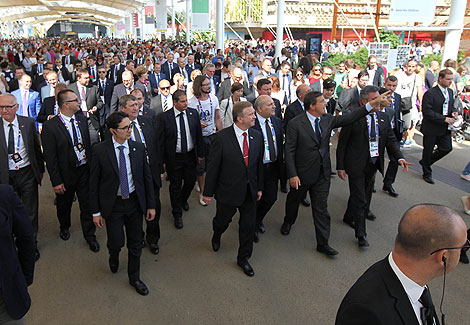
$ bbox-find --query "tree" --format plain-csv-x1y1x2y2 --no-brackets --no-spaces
375,29,401,49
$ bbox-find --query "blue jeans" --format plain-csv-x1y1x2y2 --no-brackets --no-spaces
463,161,470,175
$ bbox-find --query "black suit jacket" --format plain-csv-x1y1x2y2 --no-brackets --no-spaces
62,55,78,67
109,64,125,84
286,107,370,183
217,78,252,103
251,115,283,174
161,61,176,82
336,108,403,178
37,97,56,124
41,114,92,187
97,78,114,124
203,126,264,206
421,86,456,137
0,184,35,320
337,86,361,112
336,257,420,325
0,116,45,185
54,66,71,83
68,82,104,129
284,99,304,131
383,92,403,140
156,107,204,165
136,116,163,188
89,139,155,218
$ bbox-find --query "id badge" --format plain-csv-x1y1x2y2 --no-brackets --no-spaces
12,153,23,163
76,143,85,152
369,140,379,158
74,146,86,161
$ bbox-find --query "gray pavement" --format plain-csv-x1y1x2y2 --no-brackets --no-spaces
28,133,470,324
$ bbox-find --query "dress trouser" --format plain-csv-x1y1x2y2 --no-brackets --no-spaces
256,162,279,225
384,130,403,186
166,150,197,219
105,193,143,282
55,164,96,242
213,184,256,264
283,167,331,247
421,133,452,177
9,166,38,242
346,161,378,239
0,290,25,325
145,184,161,244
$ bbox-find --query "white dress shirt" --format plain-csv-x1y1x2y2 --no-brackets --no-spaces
256,113,277,163
112,138,135,196
233,123,249,154
174,109,194,153
3,116,30,170
59,112,86,165
161,94,173,111
437,84,450,115
130,119,146,146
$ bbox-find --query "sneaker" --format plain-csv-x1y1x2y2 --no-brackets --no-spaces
403,140,412,148
461,174,470,182
195,184,201,192
199,194,207,206
400,140,406,147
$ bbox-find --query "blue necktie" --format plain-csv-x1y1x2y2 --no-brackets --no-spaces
179,112,188,153
118,146,130,197
314,117,321,143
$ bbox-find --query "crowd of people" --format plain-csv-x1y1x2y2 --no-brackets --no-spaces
0,36,469,323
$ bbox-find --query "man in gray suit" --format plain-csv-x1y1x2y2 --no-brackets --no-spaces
110,71,135,114
68,69,104,144
149,79,173,116
217,67,252,103
40,71,58,103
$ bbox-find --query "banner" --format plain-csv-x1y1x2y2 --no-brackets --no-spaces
145,6,154,25
389,0,437,23
155,0,167,32
133,13,139,28
192,0,210,31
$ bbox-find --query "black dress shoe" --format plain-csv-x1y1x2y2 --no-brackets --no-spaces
358,236,370,247
211,234,221,252
280,222,291,236
129,280,149,296
59,229,70,241
109,256,119,273
460,250,469,264
301,198,311,207
182,202,189,211
35,249,40,262
316,245,339,256
366,212,376,221
237,261,254,277
174,217,183,229
382,184,399,198
280,187,288,193
253,230,259,243
258,222,265,233
148,243,159,255
343,219,355,229
88,240,100,252
423,175,435,184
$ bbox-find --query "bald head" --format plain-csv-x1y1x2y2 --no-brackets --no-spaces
395,204,467,260
297,84,311,102
254,95,275,118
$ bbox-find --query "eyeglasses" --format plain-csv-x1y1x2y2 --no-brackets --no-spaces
296,73,304,76
98,71,106,74
116,124,131,131
0,104,18,110
65,98,80,103
314,69,321,72
430,239,470,255
160,86,170,90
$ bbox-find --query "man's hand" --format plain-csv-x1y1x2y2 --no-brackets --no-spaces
93,215,104,228
89,106,98,114
201,121,209,128
146,209,156,221
53,183,66,195
398,159,414,172
257,191,262,201
370,90,392,111
48,115,55,120
202,196,212,205
337,170,347,181
289,176,301,190
445,117,456,125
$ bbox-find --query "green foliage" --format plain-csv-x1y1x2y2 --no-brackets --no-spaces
322,52,347,67
421,53,442,68
323,47,369,69
458,50,465,64
375,29,401,49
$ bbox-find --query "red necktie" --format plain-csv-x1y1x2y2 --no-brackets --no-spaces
242,132,249,167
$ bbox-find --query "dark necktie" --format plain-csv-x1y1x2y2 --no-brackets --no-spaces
179,112,187,153
265,119,276,162
118,146,130,197
7,123,14,154
131,121,142,143
314,117,321,143
369,114,377,164
242,132,249,167
101,80,105,95
70,118,79,146
420,287,438,325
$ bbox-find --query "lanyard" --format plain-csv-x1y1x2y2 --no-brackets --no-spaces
59,114,82,145
7,126,21,156
197,95,214,120
366,113,379,140
130,122,146,146
262,117,277,152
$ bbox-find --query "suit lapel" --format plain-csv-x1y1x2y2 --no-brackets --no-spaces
17,116,31,156
56,116,73,146
128,141,137,179
0,120,6,158
106,139,119,176
169,109,178,137
302,113,318,144
230,126,246,168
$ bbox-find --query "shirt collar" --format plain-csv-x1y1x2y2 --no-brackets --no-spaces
3,115,18,128
256,112,267,125
174,108,184,117
437,84,447,95
388,252,425,304
306,110,319,124
59,112,72,123
112,137,129,150
233,123,247,137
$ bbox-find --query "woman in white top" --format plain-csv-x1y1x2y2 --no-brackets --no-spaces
289,67,308,102
268,75,287,107
186,69,202,99
219,82,246,128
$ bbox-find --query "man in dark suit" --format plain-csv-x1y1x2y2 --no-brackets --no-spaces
172,57,191,86
119,94,162,254
109,55,125,84
366,55,385,87
425,61,439,90
131,88,155,118
203,64,221,96
217,67,252,103
276,61,292,103
41,89,99,252
110,71,135,114
249,78,282,120
150,79,173,116
148,63,168,97
90,111,155,296
53,58,71,84
186,54,201,76
336,204,468,325
96,66,114,125
157,90,203,229
202,101,264,277
37,83,68,124
420,69,459,185
336,86,412,247
382,76,404,197
322,79,337,115
68,68,104,144
31,57,46,80
14,50,25,68
284,84,310,131
336,70,369,112
251,95,283,242
0,93,44,261
161,53,176,83
62,49,78,67
0,184,35,323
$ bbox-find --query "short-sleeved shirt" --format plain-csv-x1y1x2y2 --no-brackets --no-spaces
187,93,219,137
396,71,422,109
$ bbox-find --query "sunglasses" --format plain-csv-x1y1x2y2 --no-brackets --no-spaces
160,86,170,90
430,239,470,255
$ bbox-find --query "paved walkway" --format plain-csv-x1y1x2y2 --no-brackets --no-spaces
28,134,470,324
